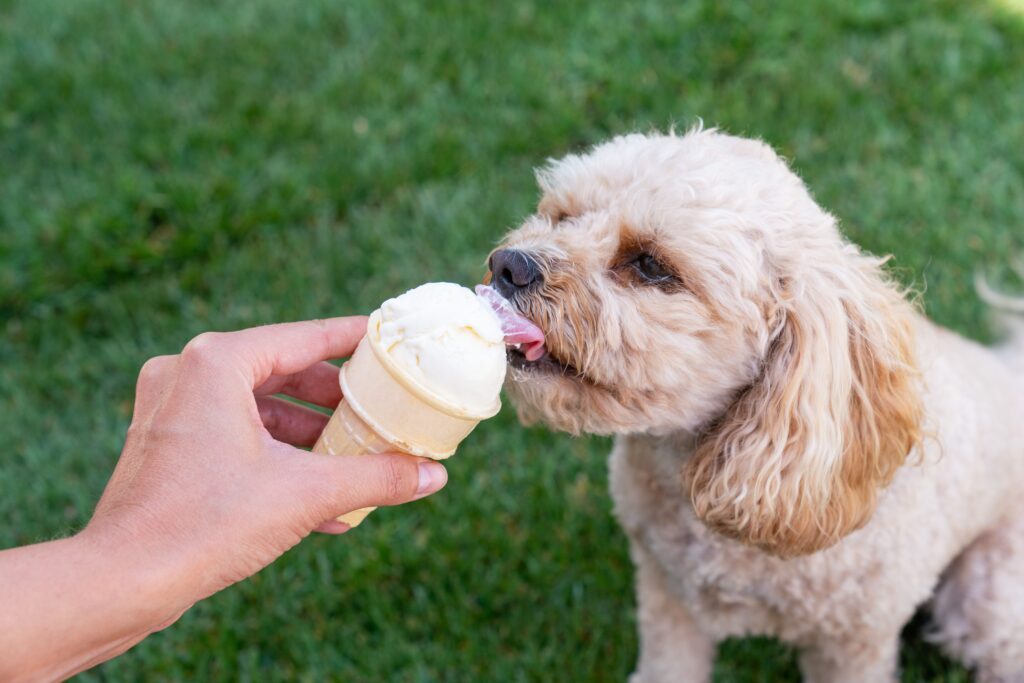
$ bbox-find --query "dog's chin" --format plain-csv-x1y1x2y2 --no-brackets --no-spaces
500,308,621,433
504,342,638,435
507,346,579,377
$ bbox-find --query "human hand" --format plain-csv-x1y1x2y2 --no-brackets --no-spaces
83,317,448,621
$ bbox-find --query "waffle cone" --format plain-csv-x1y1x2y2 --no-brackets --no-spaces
312,311,500,527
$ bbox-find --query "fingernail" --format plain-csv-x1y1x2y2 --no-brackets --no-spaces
415,461,447,498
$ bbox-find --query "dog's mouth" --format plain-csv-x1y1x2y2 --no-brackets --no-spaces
507,345,579,376
476,284,581,379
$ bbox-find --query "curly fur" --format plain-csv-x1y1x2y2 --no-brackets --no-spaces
687,250,923,557
496,128,1024,682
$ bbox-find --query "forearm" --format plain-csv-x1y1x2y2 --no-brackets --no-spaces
0,532,190,682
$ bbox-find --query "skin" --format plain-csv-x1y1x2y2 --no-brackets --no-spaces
0,317,449,682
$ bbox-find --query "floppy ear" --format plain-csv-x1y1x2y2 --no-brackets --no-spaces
685,248,923,557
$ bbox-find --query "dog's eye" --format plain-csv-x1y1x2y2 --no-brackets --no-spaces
631,253,675,283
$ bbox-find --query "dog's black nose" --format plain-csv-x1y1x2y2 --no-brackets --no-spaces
490,249,542,297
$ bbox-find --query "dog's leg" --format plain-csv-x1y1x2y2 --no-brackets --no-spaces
628,542,714,683
930,509,1024,683
797,635,900,683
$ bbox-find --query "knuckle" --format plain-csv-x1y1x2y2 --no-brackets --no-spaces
137,355,175,388
381,458,412,501
181,332,225,365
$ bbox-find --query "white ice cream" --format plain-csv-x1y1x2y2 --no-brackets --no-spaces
375,282,506,409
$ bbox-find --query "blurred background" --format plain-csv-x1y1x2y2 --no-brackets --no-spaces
2,0,1023,680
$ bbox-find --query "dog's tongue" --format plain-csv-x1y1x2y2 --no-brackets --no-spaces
475,285,546,361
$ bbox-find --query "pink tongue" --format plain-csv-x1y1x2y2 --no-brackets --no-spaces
475,285,547,362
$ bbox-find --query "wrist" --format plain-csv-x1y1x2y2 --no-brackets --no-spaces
74,523,198,633
0,531,195,682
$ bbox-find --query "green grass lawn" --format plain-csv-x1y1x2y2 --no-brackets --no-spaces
2,0,1023,680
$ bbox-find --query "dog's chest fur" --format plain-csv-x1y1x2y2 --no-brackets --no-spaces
607,432,938,644
605,323,1024,649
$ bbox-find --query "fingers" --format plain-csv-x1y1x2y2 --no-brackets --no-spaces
254,361,342,408
178,317,369,389
300,452,448,519
313,520,350,535
256,396,330,447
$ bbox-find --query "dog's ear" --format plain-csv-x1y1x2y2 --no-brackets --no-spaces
685,249,923,557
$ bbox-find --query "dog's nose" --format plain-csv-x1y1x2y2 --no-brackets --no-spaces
490,249,542,297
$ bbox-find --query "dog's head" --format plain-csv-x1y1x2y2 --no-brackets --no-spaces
492,129,923,557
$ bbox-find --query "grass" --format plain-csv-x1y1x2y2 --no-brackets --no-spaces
2,0,1022,680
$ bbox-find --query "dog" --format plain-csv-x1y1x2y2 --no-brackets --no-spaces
488,128,1024,682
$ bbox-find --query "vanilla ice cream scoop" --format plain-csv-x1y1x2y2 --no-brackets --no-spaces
313,281,513,527
375,282,506,410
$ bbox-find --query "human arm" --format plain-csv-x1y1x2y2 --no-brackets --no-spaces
0,317,447,681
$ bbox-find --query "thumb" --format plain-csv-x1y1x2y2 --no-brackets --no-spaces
301,452,448,520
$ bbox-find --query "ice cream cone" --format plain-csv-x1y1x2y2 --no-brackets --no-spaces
313,310,501,527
